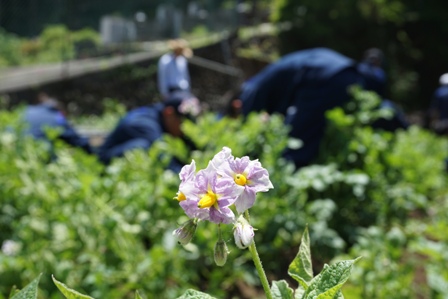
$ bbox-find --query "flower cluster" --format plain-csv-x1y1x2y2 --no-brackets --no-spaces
173,147,273,262
174,147,273,224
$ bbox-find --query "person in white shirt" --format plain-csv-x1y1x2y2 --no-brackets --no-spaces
157,39,193,100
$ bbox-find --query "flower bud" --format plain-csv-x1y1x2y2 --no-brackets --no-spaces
233,215,254,249
214,239,229,267
173,219,197,245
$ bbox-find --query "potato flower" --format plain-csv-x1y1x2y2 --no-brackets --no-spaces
218,156,273,213
177,151,241,224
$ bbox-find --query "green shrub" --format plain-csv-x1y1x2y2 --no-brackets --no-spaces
0,87,447,298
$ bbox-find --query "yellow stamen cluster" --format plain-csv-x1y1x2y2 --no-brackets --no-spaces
235,174,247,186
198,191,218,208
175,191,186,202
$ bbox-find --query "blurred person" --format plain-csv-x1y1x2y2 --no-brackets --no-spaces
357,48,387,97
23,92,92,154
217,89,243,119
157,39,193,100
428,73,448,135
97,91,201,171
239,47,407,169
428,73,448,173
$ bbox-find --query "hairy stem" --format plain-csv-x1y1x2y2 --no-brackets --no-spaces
245,210,272,299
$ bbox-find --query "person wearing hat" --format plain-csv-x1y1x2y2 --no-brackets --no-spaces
157,39,193,100
428,73,448,172
97,91,201,171
428,73,448,135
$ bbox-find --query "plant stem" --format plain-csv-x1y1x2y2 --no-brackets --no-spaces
245,211,272,299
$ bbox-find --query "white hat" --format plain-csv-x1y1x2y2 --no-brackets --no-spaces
440,73,448,85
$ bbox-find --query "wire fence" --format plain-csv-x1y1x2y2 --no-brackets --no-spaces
0,0,258,68
0,1,242,41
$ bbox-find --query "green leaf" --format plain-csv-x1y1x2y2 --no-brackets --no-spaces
10,274,41,299
294,286,306,299
8,286,18,299
315,284,343,299
52,275,95,299
288,226,313,289
176,289,218,299
271,280,294,299
135,291,143,299
303,258,360,299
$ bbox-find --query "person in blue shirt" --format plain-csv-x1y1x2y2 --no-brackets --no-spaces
239,47,407,169
428,73,448,172
23,92,92,154
157,39,193,100
428,73,448,135
97,91,201,171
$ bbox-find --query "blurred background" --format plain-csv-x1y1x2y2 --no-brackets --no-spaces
1,1,448,299
1,0,448,118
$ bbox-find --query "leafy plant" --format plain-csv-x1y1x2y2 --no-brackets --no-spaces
0,86,447,298
6,228,358,299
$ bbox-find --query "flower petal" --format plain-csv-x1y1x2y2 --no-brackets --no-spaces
209,206,235,224
234,187,256,214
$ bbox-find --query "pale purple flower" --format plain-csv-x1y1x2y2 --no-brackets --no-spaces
210,146,233,170
176,160,210,220
180,161,241,224
179,160,196,182
218,156,273,213
179,199,210,221
174,160,197,202
233,215,254,249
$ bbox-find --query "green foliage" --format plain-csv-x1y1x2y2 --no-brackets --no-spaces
340,226,415,298
288,226,313,289
0,25,100,67
8,274,41,299
52,276,94,299
182,25,210,40
318,87,447,243
9,229,358,299
271,227,358,299
0,86,447,298
177,289,218,299
37,25,75,62
0,29,23,67
72,98,126,130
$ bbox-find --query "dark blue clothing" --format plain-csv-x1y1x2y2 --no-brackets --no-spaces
241,48,358,116
98,105,164,165
357,62,387,97
23,103,91,153
282,67,363,168
241,48,363,168
431,85,448,120
241,47,405,169
97,104,185,172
